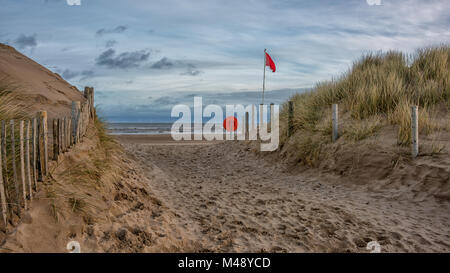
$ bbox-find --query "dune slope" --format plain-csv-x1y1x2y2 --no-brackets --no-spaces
0,43,85,120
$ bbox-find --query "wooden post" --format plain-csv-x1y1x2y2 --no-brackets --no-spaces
53,119,58,161
60,118,64,152
32,118,37,190
1,121,9,201
245,112,249,140
10,120,20,215
19,121,27,209
42,112,48,176
63,117,67,152
26,120,32,201
84,86,89,100
83,106,86,138
72,101,80,144
79,107,83,141
90,87,95,119
0,130,7,226
64,117,67,151
68,119,72,148
58,118,62,154
84,87,95,120
79,106,83,141
63,117,66,150
411,106,419,158
67,118,70,149
65,117,69,150
332,104,339,142
37,111,48,180
288,101,294,137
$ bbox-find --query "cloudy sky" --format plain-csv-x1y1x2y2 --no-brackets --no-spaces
1,0,449,122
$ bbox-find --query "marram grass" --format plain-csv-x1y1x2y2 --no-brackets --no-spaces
280,45,449,166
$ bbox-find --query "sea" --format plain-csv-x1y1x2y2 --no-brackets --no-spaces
107,122,242,135
107,123,173,135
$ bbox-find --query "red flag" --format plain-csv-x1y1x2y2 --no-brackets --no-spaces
265,52,276,72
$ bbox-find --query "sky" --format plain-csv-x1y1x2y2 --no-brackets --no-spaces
1,0,449,122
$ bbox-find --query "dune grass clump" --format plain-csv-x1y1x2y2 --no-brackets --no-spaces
0,79,26,121
344,116,383,141
68,196,86,213
0,79,30,203
94,114,118,155
281,45,449,166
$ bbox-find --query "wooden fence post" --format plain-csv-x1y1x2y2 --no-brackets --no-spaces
83,107,86,139
58,118,62,154
0,130,7,226
72,101,80,144
84,86,89,100
42,112,48,176
411,106,419,158
32,118,37,190
245,112,249,140
63,117,67,152
65,117,69,150
332,104,339,142
85,87,95,120
53,119,58,161
78,105,82,142
79,107,84,141
1,121,9,201
26,120,32,201
19,121,27,210
60,118,64,152
10,120,20,215
288,101,294,137
68,119,72,148
90,87,95,119
38,111,48,180
66,117,69,150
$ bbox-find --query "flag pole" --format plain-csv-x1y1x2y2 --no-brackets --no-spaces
262,48,266,105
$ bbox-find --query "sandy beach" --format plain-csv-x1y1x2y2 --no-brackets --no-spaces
114,134,450,252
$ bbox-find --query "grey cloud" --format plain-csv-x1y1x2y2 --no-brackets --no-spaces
151,58,202,75
14,34,37,49
80,70,95,80
152,96,181,106
96,48,151,69
151,57,174,69
60,69,95,81
96,25,128,37
61,69,78,80
181,64,202,76
105,40,117,48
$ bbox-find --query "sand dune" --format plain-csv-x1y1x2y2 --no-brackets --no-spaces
0,43,85,119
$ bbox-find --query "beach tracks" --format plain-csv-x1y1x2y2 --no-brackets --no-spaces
122,141,449,252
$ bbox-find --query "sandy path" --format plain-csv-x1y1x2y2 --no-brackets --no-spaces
119,139,449,253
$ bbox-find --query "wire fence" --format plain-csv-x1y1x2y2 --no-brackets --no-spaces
0,87,95,230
